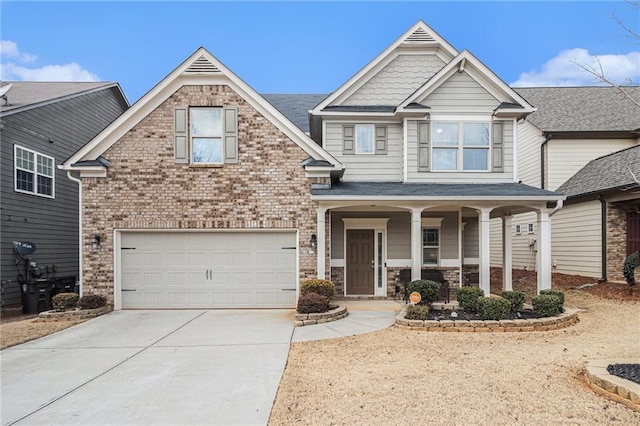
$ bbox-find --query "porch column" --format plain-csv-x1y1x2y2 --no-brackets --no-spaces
502,215,513,291
477,208,492,296
536,208,552,293
316,207,327,280
411,207,424,281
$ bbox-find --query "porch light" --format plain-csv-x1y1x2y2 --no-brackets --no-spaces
310,234,317,249
91,234,102,252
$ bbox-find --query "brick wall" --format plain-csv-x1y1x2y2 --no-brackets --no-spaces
607,199,640,282
81,85,327,303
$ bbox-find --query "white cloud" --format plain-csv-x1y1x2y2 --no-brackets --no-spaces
511,48,640,87
0,40,99,82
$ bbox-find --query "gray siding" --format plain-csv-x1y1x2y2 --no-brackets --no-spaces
463,218,479,259
341,54,446,106
419,71,500,111
424,211,458,259
0,87,128,306
324,122,403,181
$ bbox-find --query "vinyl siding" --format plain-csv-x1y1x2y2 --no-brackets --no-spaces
419,71,500,112
324,122,403,181
0,87,128,306
463,218,479,259
517,121,543,187
490,213,538,269
341,54,446,106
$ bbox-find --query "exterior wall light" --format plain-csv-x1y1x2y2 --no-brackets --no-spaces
91,234,102,251
310,234,317,249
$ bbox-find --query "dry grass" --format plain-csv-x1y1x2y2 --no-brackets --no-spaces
1,316,86,350
270,288,640,425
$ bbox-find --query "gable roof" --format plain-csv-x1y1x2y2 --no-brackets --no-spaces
0,81,126,116
262,94,326,133
61,48,342,172
515,86,640,133
557,145,640,198
312,20,458,113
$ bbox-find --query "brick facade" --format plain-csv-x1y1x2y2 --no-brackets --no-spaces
607,199,640,282
81,84,327,303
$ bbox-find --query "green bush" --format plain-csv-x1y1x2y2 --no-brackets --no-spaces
456,287,485,313
296,292,330,314
78,294,107,310
532,294,562,317
406,280,440,305
539,289,564,311
405,305,430,320
501,291,526,313
52,292,79,311
477,297,511,320
300,279,335,301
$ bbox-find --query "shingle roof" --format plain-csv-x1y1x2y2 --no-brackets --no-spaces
262,94,327,133
311,181,561,199
514,86,640,132
557,145,640,198
0,81,117,114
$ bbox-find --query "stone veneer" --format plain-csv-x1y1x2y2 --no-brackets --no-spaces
81,85,327,304
607,200,640,282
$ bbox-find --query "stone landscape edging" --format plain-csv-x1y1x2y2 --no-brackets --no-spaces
395,307,579,332
35,305,112,322
294,305,348,327
585,359,640,412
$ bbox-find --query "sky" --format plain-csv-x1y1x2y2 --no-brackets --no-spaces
1,1,638,104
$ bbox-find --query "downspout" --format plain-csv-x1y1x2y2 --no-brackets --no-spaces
66,171,83,297
599,195,607,282
540,133,552,189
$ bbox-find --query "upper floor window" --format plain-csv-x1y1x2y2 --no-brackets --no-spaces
14,145,54,198
355,125,374,154
432,121,489,171
191,108,223,164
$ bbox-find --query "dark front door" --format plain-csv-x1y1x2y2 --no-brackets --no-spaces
346,229,374,295
628,212,640,255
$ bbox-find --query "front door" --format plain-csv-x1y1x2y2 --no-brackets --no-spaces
346,229,374,295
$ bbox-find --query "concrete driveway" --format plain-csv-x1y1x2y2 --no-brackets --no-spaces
1,310,295,426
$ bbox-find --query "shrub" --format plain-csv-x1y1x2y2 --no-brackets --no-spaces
406,280,440,305
477,297,511,320
540,289,564,311
78,294,107,310
405,305,430,320
532,294,562,317
456,287,485,313
52,292,79,311
296,292,330,314
300,279,335,301
501,291,526,313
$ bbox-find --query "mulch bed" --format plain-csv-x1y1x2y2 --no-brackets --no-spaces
417,309,540,321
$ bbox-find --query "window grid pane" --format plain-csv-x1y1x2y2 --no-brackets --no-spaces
37,175,53,196
192,138,222,163
432,122,458,146
463,148,488,171
191,109,222,137
37,155,54,176
433,148,457,170
17,170,34,192
422,228,439,265
16,148,34,171
463,123,490,146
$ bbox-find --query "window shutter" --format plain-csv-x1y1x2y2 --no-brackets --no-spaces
375,125,387,155
223,107,238,163
343,125,354,155
418,120,430,172
492,121,504,172
174,107,188,163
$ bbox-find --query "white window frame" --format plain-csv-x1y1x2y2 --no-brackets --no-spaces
190,107,223,164
14,145,55,198
515,224,522,235
527,223,534,234
421,218,443,266
355,124,375,154
431,118,491,172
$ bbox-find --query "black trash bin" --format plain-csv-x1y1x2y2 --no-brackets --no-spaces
51,276,78,297
21,279,52,314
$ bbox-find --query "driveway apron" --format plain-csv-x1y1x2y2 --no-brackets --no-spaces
1,310,294,426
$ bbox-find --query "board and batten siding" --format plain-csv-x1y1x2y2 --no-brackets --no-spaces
517,121,543,187
0,87,128,306
341,54,446,106
547,139,637,191
324,122,403,181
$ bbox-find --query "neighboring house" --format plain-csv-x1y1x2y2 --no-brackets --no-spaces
489,87,640,280
61,21,563,310
0,82,129,307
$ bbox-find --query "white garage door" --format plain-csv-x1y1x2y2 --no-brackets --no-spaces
120,231,297,309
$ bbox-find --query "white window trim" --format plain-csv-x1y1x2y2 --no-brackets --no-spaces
515,224,522,235
421,217,443,266
14,145,55,199
431,119,491,172
354,124,375,155
190,107,223,165
527,223,535,234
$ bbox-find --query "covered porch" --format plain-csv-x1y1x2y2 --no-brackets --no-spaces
311,182,565,298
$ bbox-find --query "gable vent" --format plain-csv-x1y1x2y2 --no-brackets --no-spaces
405,28,435,43
185,56,221,74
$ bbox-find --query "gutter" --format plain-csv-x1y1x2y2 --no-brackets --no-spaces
540,133,552,189
599,195,607,282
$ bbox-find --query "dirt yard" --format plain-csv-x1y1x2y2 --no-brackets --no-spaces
0,309,86,350
269,274,640,425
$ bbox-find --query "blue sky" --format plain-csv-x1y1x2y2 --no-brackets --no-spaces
1,1,638,103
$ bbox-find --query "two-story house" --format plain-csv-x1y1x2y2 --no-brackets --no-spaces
60,21,563,310
0,82,128,308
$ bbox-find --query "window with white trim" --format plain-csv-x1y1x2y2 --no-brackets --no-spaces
527,223,534,234
421,217,443,266
14,145,54,198
432,121,490,171
191,108,222,164
515,224,522,235
355,124,374,154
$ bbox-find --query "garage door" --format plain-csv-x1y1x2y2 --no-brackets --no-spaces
120,231,297,309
